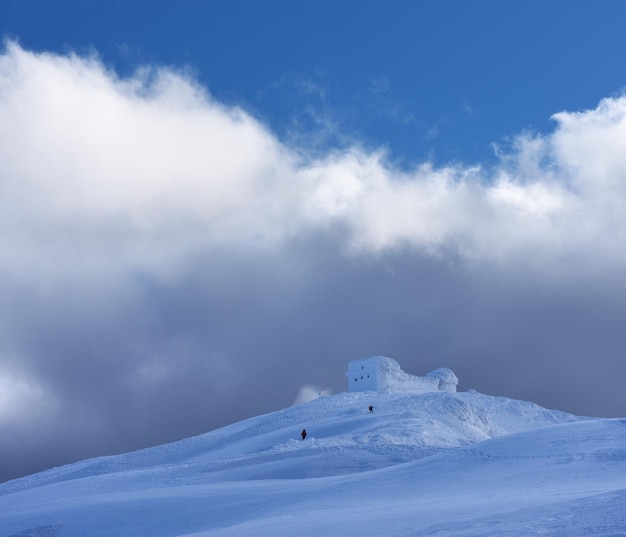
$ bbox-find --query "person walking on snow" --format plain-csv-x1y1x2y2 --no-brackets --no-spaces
369,405,374,414
301,429,307,440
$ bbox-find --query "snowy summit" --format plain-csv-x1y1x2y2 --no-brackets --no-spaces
1,357,626,536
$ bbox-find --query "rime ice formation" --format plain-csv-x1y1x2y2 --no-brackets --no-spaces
424,367,459,392
346,356,458,393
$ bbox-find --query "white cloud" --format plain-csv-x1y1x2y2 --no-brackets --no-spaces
551,97,626,220
0,368,57,425
292,385,333,405
2,41,626,280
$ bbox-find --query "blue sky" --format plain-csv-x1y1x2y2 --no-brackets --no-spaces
5,1,626,165
2,1,626,483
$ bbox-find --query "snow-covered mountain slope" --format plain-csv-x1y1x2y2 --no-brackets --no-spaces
1,389,625,537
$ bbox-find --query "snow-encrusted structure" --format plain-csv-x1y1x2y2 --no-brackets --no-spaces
346,356,458,393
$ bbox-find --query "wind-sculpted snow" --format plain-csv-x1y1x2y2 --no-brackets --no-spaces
0,390,576,487
1,390,623,537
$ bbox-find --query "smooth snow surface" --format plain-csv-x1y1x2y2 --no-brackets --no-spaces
1,390,625,536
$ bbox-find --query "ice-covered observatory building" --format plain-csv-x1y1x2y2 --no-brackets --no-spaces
346,356,458,393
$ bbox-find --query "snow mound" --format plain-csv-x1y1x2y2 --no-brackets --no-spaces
425,367,459,392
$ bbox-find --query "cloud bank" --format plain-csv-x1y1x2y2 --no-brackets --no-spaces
3,41,626,265
2,42,626,482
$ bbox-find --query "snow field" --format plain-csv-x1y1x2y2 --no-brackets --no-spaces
1,390,625,536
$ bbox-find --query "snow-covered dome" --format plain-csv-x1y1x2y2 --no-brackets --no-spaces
425,367,459,393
